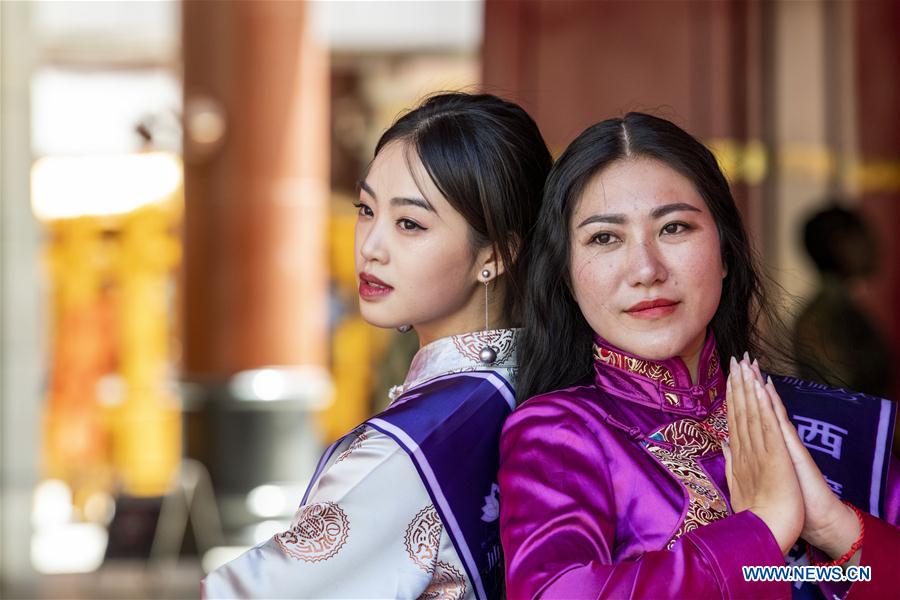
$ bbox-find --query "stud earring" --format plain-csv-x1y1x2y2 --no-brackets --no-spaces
397,324,412,333
479,269,497,364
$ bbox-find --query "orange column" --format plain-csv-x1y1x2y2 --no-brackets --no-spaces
182,0,329,378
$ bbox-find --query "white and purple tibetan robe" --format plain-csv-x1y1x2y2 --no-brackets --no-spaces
202,328,518,599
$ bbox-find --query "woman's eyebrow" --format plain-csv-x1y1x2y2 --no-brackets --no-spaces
358,180,375,197
651,202,702,219
577,214,626,228
390,196,436,213
577,202,702,228
358,180,436,213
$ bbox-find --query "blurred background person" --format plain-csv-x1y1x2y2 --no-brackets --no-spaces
794,202,899,459
794,202,891,398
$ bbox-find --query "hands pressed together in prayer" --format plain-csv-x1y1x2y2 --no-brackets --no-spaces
723,355,863,563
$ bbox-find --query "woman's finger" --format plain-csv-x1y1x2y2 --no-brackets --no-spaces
766,378,797,441
721,441,739,508
750,358,765,385
755,377,786,456
765,377,841,537
766,378,818,470
722,442,733,480
741,360,767,453
726,357,747,456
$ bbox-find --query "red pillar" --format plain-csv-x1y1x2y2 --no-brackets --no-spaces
854,0,900,396
182,0,329,379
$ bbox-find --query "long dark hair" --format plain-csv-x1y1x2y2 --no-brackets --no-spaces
373,92,552,324
518,112,775,402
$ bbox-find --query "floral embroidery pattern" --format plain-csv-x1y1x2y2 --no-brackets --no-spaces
697,401,728,443
275,502,350,562
595,345,724,408
417,560,467,600
452,331,515,366
643,402,729,548
707,352,720,382
593,345,676,387
405,505,442,572
480,483,500,522
705,352,723,404
389,329,517,402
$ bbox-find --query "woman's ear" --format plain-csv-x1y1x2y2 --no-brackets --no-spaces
476,234,520,281
476,245,503,281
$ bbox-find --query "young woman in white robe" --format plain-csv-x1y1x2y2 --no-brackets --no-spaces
202,92,552,599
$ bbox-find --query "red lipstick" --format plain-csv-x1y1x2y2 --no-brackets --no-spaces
625,298,679,319
358,272,393,300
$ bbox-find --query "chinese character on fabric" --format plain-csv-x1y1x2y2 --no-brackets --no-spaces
793,415,848,459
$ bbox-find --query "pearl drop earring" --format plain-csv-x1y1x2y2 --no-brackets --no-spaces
479,269,497,364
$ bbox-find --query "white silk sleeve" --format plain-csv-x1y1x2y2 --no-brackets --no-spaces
201,427,471,599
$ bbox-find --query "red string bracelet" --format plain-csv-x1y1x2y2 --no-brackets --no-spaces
806,501,865,567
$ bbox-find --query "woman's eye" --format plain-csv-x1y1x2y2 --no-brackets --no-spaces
661,222,690,235
398,218,424,231
590,232,617,245
353,202,373,218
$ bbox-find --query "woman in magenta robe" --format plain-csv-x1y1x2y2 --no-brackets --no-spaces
499,113,899,598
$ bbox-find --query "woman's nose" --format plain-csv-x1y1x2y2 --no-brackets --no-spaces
357,221,388,264
627,240,668,288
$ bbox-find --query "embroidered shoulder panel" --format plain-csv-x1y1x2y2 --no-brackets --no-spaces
643,403,729,548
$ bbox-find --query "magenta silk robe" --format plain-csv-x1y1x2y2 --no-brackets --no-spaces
499,334,900,599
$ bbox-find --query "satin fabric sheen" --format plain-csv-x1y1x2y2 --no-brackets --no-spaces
499,333,899,599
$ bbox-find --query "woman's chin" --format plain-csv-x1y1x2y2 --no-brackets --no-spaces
358,308,412,331
361,316,407,330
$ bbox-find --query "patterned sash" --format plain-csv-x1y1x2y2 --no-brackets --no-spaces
775,376,895,518
775,376,896,600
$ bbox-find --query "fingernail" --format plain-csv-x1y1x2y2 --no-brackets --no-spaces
729,356,737,369
766,375,774,387
743,351,750,362
752,358,759,368
740,362,750,380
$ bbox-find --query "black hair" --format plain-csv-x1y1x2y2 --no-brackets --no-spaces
373,92,552,324
518,112,778,401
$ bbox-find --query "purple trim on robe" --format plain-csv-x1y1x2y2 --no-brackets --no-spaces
302,371,513,600
871,399,893,513
300,440,342,506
